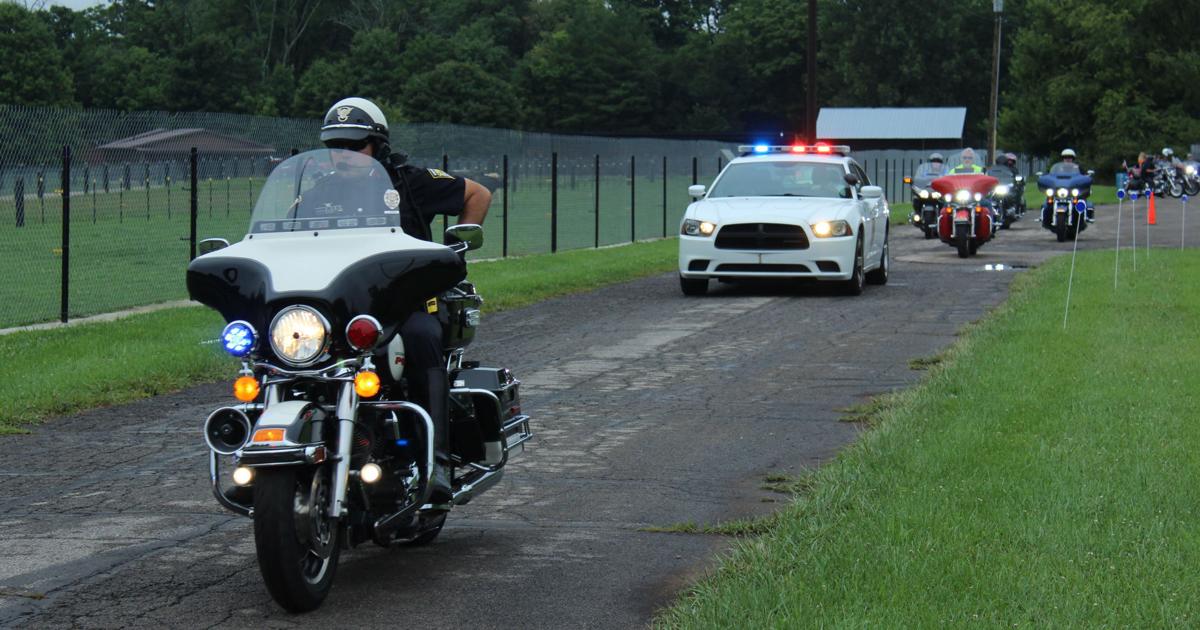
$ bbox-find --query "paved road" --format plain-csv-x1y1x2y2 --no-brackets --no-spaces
1,198,1193,628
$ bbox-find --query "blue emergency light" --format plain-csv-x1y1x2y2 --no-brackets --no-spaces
221,321,257,358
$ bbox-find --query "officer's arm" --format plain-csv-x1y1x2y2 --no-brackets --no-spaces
459,178,491,225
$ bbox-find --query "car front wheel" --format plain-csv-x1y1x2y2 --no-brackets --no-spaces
679,275,708,296
840,236,865,296
865,231,889,285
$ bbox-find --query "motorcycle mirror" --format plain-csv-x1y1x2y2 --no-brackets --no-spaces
444,224,484,251
197,238,230,256
1015,175,1024,182
1036,171,1043,177
1087,169,1095,177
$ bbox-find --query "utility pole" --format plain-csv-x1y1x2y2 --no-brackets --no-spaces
807,0,818,140
988,0,1004,165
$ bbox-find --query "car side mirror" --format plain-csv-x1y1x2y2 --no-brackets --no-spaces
197,238,230,256
444,224,484,251
843,173,860,187
688,184,706,198
860,185,884,199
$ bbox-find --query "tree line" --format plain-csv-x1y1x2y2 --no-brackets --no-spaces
0,0,1196,171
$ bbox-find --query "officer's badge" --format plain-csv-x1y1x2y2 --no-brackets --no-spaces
336,106,352,122
383,189,401,210
427,168,454,180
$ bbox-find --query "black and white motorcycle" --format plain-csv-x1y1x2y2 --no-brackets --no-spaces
187,148,532,612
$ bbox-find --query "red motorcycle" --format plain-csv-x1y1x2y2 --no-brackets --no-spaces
932,174,999,258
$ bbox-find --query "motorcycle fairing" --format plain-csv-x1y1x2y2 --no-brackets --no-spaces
1038,173,1093,195
187,229,466,356
931,174,1000,197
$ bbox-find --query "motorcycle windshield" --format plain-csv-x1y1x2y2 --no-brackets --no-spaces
249,149,402,234
1049,162,1081,175
985,167,1015,184
913,162,946,187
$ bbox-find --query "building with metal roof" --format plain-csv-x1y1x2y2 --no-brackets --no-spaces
816,108,966,150
88,128,275,163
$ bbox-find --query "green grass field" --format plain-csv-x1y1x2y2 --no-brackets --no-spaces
656,249,1200,627
0,238,679,433
0,174,701,328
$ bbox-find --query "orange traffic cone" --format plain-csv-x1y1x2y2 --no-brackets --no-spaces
1148,191,1158,225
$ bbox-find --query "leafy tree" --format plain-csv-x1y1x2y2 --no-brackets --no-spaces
401,61,522,127
0,3,74,106
293,58,354,118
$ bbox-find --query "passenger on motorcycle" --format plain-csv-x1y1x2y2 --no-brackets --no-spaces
948,148,983,174
1124,151,1157,195
319,96,492,504
927,152,947,175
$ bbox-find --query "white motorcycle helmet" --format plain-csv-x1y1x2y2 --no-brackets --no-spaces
320,97,389,149
1162,147,1174,158
1061,148,1076,159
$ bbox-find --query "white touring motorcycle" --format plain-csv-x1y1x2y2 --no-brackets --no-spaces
187,149,532,612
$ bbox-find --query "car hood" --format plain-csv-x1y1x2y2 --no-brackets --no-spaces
690,197,856,224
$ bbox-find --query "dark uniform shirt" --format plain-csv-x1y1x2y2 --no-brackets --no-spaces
388,163,466,242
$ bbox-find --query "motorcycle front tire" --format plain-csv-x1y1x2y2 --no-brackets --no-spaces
254,468,341,613
1186,178,1200,197
956,235,970,258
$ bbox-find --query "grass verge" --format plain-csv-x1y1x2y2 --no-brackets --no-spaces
0,238,679,433
656,249,1200,627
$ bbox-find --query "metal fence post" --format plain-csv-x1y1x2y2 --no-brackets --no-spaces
551,151,558,253
662,156,667,238
594,154,600,249
190,147,198,261
692,157,697,185
60,146,70,323
442,154,449,234
630,155,636,242
14,176,24,228
502,154,509,258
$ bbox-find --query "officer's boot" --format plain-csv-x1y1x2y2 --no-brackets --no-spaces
418,367,454,506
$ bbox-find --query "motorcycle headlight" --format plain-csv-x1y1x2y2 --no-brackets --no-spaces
955,190,971,203
682,218,716,237
994,185,1010,196
811,220,852,238
1056,188,1069,198
1070,188,1080,197
918,189,930,199
973,192,983,202
269,305,330,366
1188,165,1196,175
1046,188,1054,198
932,191,942,199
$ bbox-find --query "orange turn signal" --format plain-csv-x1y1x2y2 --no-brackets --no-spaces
252,428,285,443
355,371,381,398
234,375,260,402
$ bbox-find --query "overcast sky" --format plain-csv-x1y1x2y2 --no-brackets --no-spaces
48,0,106,9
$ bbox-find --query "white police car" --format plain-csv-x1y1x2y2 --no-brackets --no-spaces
678,144,890,296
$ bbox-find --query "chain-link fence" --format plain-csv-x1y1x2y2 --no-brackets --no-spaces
0,106,734,328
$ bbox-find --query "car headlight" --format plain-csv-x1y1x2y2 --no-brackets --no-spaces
1057,188,1069,198
682,218,716,237
1070,188,1080,197
994,185,1010,196
955,190,971,203
811,220,852,238
918,189,930,199
269,305,329,366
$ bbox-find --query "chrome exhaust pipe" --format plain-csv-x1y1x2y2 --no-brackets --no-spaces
203,407,252,456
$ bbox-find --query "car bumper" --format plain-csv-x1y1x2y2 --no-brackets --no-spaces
678,235,856,281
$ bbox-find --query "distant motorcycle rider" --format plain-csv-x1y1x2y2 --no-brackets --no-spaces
1056,149,1094,222
948,148,983,174
319,97,492,504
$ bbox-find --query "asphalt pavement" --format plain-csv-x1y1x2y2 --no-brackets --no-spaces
2,197,1195,628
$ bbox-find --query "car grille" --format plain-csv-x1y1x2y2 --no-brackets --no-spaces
714,263,811,273
714,223,809,250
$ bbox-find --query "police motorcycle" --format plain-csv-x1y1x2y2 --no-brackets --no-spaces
187,148,532,612
905,161,947,239
931,173,998,258
1037,162,1093,242
985,161,1025,229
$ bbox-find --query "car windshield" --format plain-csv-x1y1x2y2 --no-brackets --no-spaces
248,149,402,234
1049,162,1081,175
708,161,850,199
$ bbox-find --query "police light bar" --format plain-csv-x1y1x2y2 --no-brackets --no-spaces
737,144,851,157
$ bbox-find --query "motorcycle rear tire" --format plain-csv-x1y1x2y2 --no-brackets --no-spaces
254,468,340,613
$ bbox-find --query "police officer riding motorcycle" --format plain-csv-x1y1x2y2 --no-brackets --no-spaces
187,97,532,612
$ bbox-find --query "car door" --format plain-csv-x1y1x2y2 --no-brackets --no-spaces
853,163,882,260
